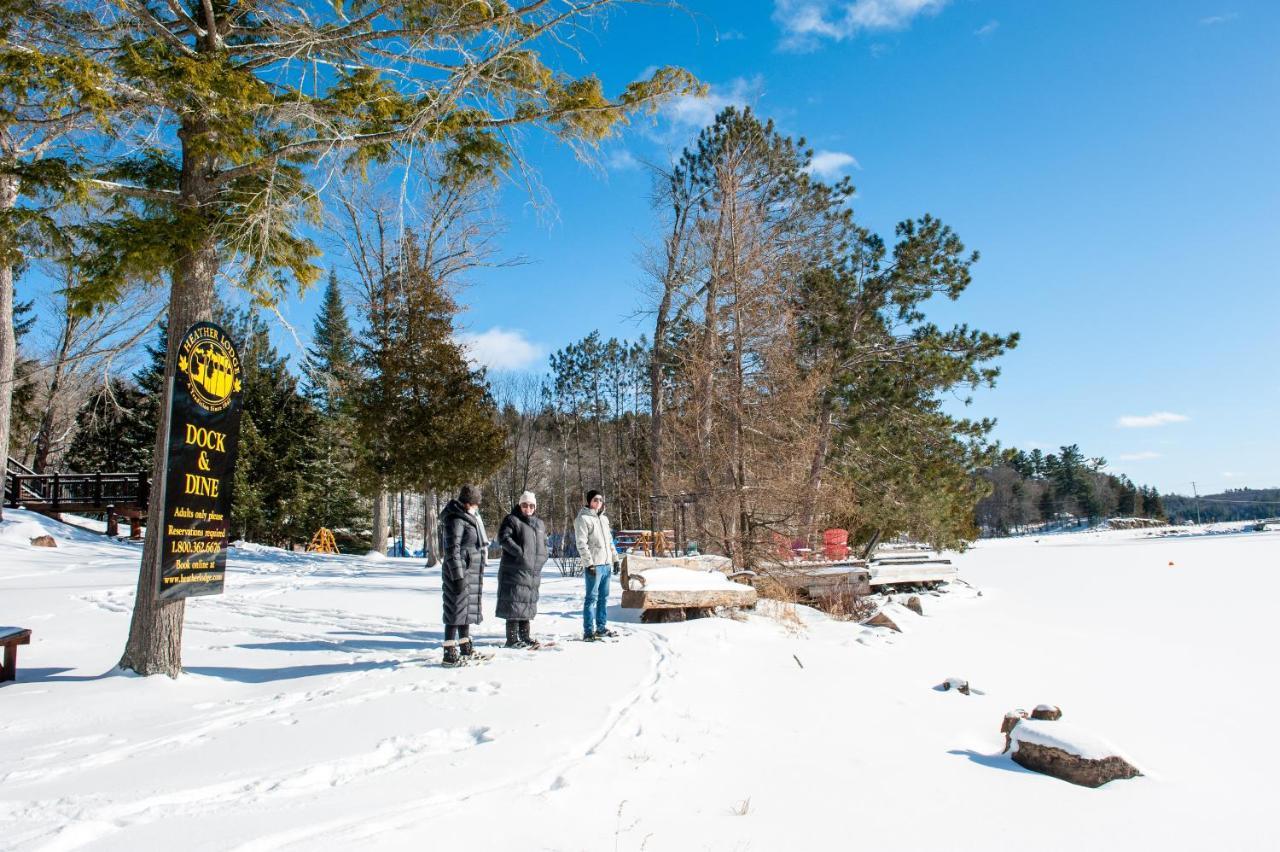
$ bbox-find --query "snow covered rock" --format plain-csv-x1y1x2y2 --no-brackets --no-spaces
940,677,970,695
1031,704,1062,721
905,595,923,615
1007,719,1142,788
29,534,56,548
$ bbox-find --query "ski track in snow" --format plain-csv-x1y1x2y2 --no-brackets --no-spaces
3,726,496,849
225,628,677,850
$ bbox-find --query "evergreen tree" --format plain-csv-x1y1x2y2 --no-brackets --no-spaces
8,298,40,463
300,270,364,546
1142,486,1166,520
68,320,168,476
352,232,507,502
63,379,153,473
218,306,319,546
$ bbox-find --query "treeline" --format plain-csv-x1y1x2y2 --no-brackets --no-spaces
9,107,1022,563
479,108,1018,559
975,444,1166,536
1162,488,1280,524
23,251,503,554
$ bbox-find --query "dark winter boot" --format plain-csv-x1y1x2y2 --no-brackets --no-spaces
442,640,461,667
505,620,523,649
459,637,476,659
594,627,618,639
518,620,540,650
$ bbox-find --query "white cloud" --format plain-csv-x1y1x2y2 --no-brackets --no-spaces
804,150,861,179
662,75,765,132
1199,13,1238,25
718,29,747,41
605,148,640,171
1118,451,1161,462
1116,411,1190,429
974,19,999,37
774,0,951,49
456,327,544,372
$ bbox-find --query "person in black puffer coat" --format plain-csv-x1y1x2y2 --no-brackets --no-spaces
497,490,549,649
440,484,487,666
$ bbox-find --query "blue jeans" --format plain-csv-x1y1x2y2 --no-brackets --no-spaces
583,565,610,634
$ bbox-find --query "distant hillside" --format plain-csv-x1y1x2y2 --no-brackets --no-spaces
1162,488,1280,524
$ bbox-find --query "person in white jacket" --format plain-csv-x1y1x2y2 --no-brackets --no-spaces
574,489,620,640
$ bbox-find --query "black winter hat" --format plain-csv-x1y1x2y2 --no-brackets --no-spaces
585,489,604,507
458,484,482,506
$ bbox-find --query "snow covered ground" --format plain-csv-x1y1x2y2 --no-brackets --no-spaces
2,509,1278,850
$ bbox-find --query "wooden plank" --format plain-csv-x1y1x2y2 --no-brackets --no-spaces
771,567,872,597
0,627,31,644
868,563,957,586
623,553,733,574
621,587,757,611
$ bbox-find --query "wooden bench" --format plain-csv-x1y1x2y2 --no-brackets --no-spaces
621,554,757,623
1,627,32,683
766,561,872,600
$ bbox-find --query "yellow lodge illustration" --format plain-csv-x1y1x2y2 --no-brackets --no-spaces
177,324,243,412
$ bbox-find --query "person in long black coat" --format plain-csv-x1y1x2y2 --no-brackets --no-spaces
496,490,549,649
440,484,487,665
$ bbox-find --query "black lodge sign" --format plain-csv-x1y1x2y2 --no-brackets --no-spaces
157,321,244,600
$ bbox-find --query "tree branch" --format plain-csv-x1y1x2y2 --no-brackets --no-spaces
88,178,180,203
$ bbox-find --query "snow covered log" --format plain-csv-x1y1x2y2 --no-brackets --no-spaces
1008,719,1142,788
620,588,757,611
867,562,956,587
620,556,757,619
766,563,871,599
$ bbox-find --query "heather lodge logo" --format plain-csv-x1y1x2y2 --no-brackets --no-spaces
177,323,242,413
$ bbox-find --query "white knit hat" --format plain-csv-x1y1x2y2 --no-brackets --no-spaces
518,491,537,506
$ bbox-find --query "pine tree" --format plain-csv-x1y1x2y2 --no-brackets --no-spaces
8,298,40,464
63,379,153,473
218,306,319,546
352,233,507,503
300,270,364,548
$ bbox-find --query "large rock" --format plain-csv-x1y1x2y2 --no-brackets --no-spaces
863,611,901,632
30,535,57,548
1031,704,1062,721
905,595,923,615
1008,719,1142,788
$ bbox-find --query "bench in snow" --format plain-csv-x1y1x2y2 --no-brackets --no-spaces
1,627,32,683
867,559,956,587
766,561,872,599
621,554,757,622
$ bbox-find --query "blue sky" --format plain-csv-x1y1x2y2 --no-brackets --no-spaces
289,0,1279,496
24,1,1276,496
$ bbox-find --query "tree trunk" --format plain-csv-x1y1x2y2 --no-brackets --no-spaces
0,170,17,521
424,490,438,566
371,484,389,554
119,127,219,677
33,314,78,473
799,394,835,535
117,231,218,677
